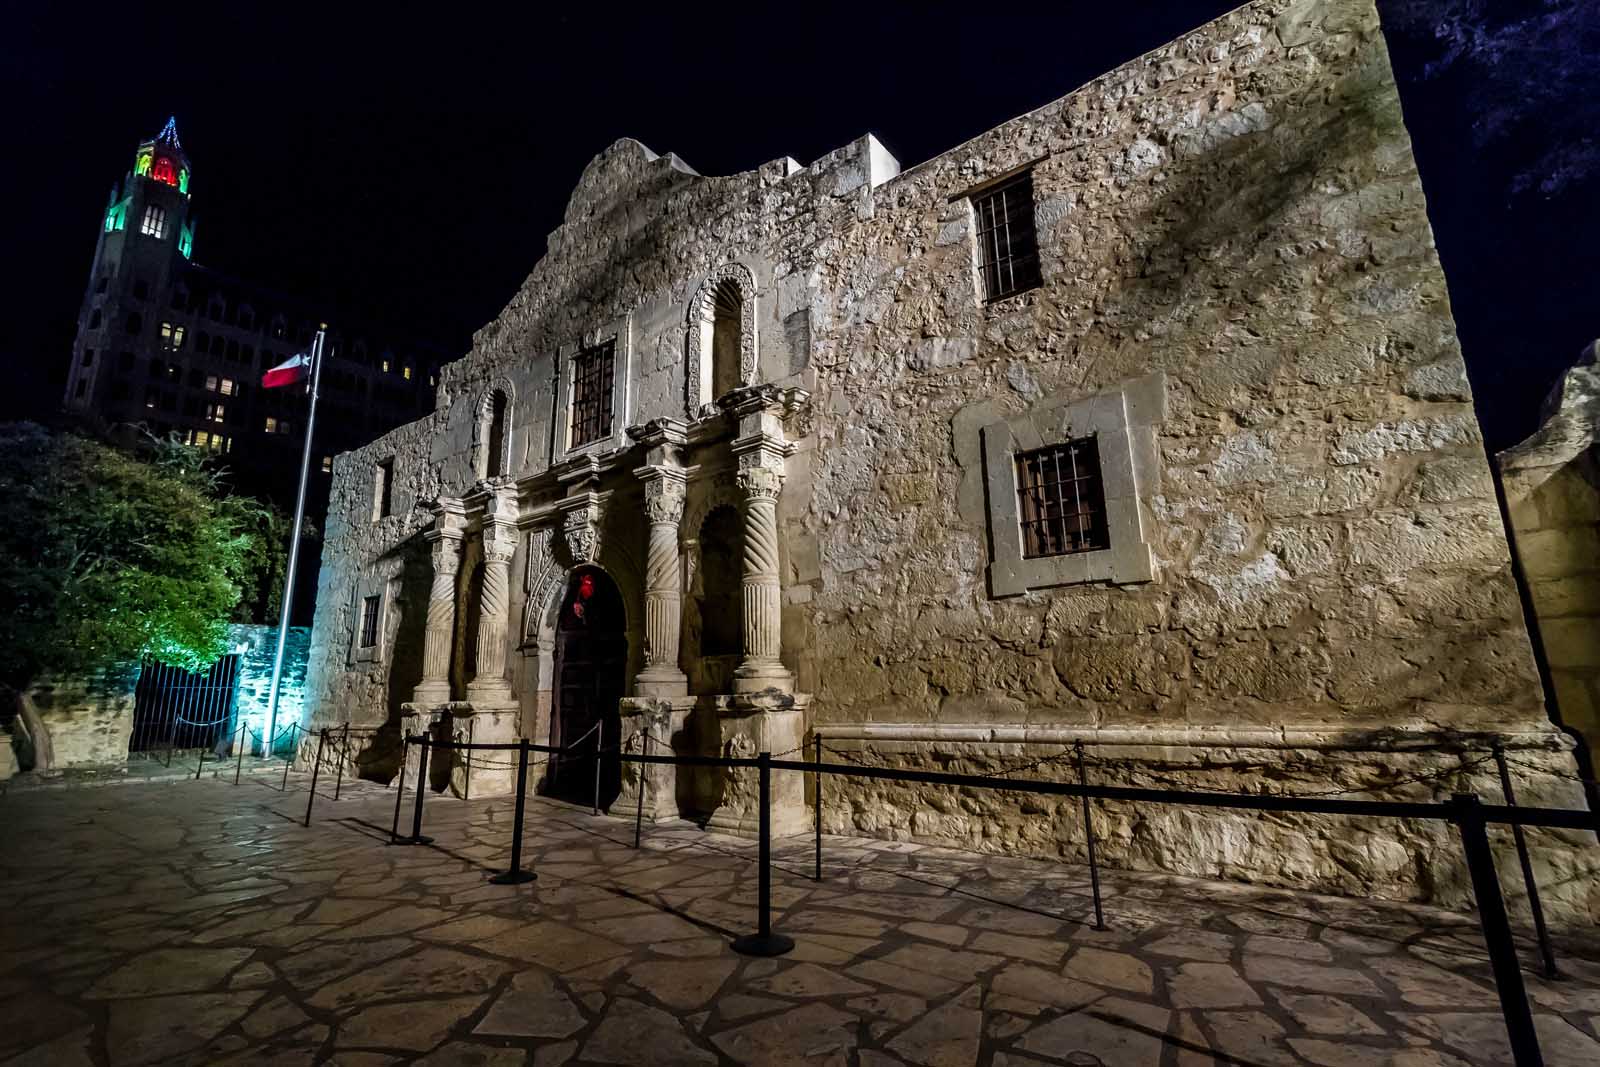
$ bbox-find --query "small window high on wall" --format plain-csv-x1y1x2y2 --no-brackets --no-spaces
373,458,395,521
971,171,1041,302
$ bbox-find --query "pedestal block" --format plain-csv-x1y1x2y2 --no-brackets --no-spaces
704,689,810,839
617,696,696,822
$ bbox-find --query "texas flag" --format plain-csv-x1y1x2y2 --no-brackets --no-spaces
261,352,312,389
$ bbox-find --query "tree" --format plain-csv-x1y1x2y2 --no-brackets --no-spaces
0,422,282,698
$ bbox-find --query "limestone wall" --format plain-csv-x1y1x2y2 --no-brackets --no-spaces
1499,343,1600,765
21,668,140,769
790,0,1593,921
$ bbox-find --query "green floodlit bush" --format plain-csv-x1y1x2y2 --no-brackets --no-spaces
0,421,283,692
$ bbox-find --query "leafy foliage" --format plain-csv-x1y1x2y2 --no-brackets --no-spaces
0,423,283,691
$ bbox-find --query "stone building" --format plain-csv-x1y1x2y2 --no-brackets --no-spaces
304,0,1597,922
1499,343,1600,779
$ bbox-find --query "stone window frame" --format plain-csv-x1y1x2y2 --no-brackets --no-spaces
471,377,515,481
348,561,404,666
980,375,1164,597
684,263,758,419
556,315,632,458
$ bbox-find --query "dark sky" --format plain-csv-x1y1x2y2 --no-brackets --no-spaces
6,1,1597,451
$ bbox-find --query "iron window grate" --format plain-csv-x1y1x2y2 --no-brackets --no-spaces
359,595,381,648
570,339,616,448
1014,437,1109,559
973,172,1042,302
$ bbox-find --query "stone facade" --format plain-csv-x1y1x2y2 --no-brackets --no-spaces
303,0,1597,922
1499,342,1600,772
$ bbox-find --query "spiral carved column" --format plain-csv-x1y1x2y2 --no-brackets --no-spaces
412,506,465,707
734,464,791,692
467,530,516,705
636,472,688,697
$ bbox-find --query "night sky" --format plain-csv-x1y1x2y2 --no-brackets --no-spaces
6,1,1597,452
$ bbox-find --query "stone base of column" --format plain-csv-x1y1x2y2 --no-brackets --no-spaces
634,667,690,700
448,705,521,800
616,697,697,822
704,690,811,840
411,679,453,706
732,662,793,694
464,680,517,711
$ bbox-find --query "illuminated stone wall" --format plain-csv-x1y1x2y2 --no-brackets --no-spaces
227,623,311,753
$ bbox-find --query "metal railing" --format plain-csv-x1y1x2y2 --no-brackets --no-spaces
281,730,1596,1067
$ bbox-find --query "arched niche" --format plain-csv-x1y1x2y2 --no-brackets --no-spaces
472,379,515,481
684,263,757,418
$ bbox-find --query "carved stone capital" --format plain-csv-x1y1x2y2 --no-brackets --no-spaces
640,471,687,526
737,465,784,502
560,499,602,565
482,527,518,566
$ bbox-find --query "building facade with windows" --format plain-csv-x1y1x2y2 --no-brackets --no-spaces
61,119,449,548
305,0,1597,922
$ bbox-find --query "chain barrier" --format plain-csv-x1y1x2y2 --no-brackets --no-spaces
1505,754,1600,787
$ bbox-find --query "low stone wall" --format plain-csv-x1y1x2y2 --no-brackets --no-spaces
22,668,140,769
817,726,1599,927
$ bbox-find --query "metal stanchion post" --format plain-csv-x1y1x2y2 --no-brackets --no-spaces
280,724,296,791
304,729,327,827
1452,793,1543,1067
1073,740,1106,931
634,731,648,849
491,740,537,884
733,752,794,957
593,720,602,816
405,733,434,845
164,720,176,769
390,736,410,843
234,722,246,786
194,739,207,781
333,723,348,802
813,734,822,883
1492,743,1560,979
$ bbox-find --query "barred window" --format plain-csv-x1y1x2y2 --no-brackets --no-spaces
140,204,167,239
570,339,616,449
1014,437,1108,559
359,595,381,648
972,171,1042,302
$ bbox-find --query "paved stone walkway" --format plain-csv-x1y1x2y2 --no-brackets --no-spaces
2,775,1598,1066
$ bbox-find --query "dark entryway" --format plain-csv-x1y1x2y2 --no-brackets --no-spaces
549,566,626,807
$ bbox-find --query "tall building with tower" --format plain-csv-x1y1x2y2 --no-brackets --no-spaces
61,118,451,591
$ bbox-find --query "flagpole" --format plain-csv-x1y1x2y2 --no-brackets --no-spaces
264,325,326,757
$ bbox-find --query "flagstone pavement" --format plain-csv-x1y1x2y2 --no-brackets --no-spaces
2,774,1599,1066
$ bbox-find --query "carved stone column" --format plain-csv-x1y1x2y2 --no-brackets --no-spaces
734,463,789,692
629,418,690,698
466,486,519,709
412,500,466,707
726,386,802,694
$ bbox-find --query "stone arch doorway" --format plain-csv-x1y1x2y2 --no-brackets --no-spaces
549,565,626,806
